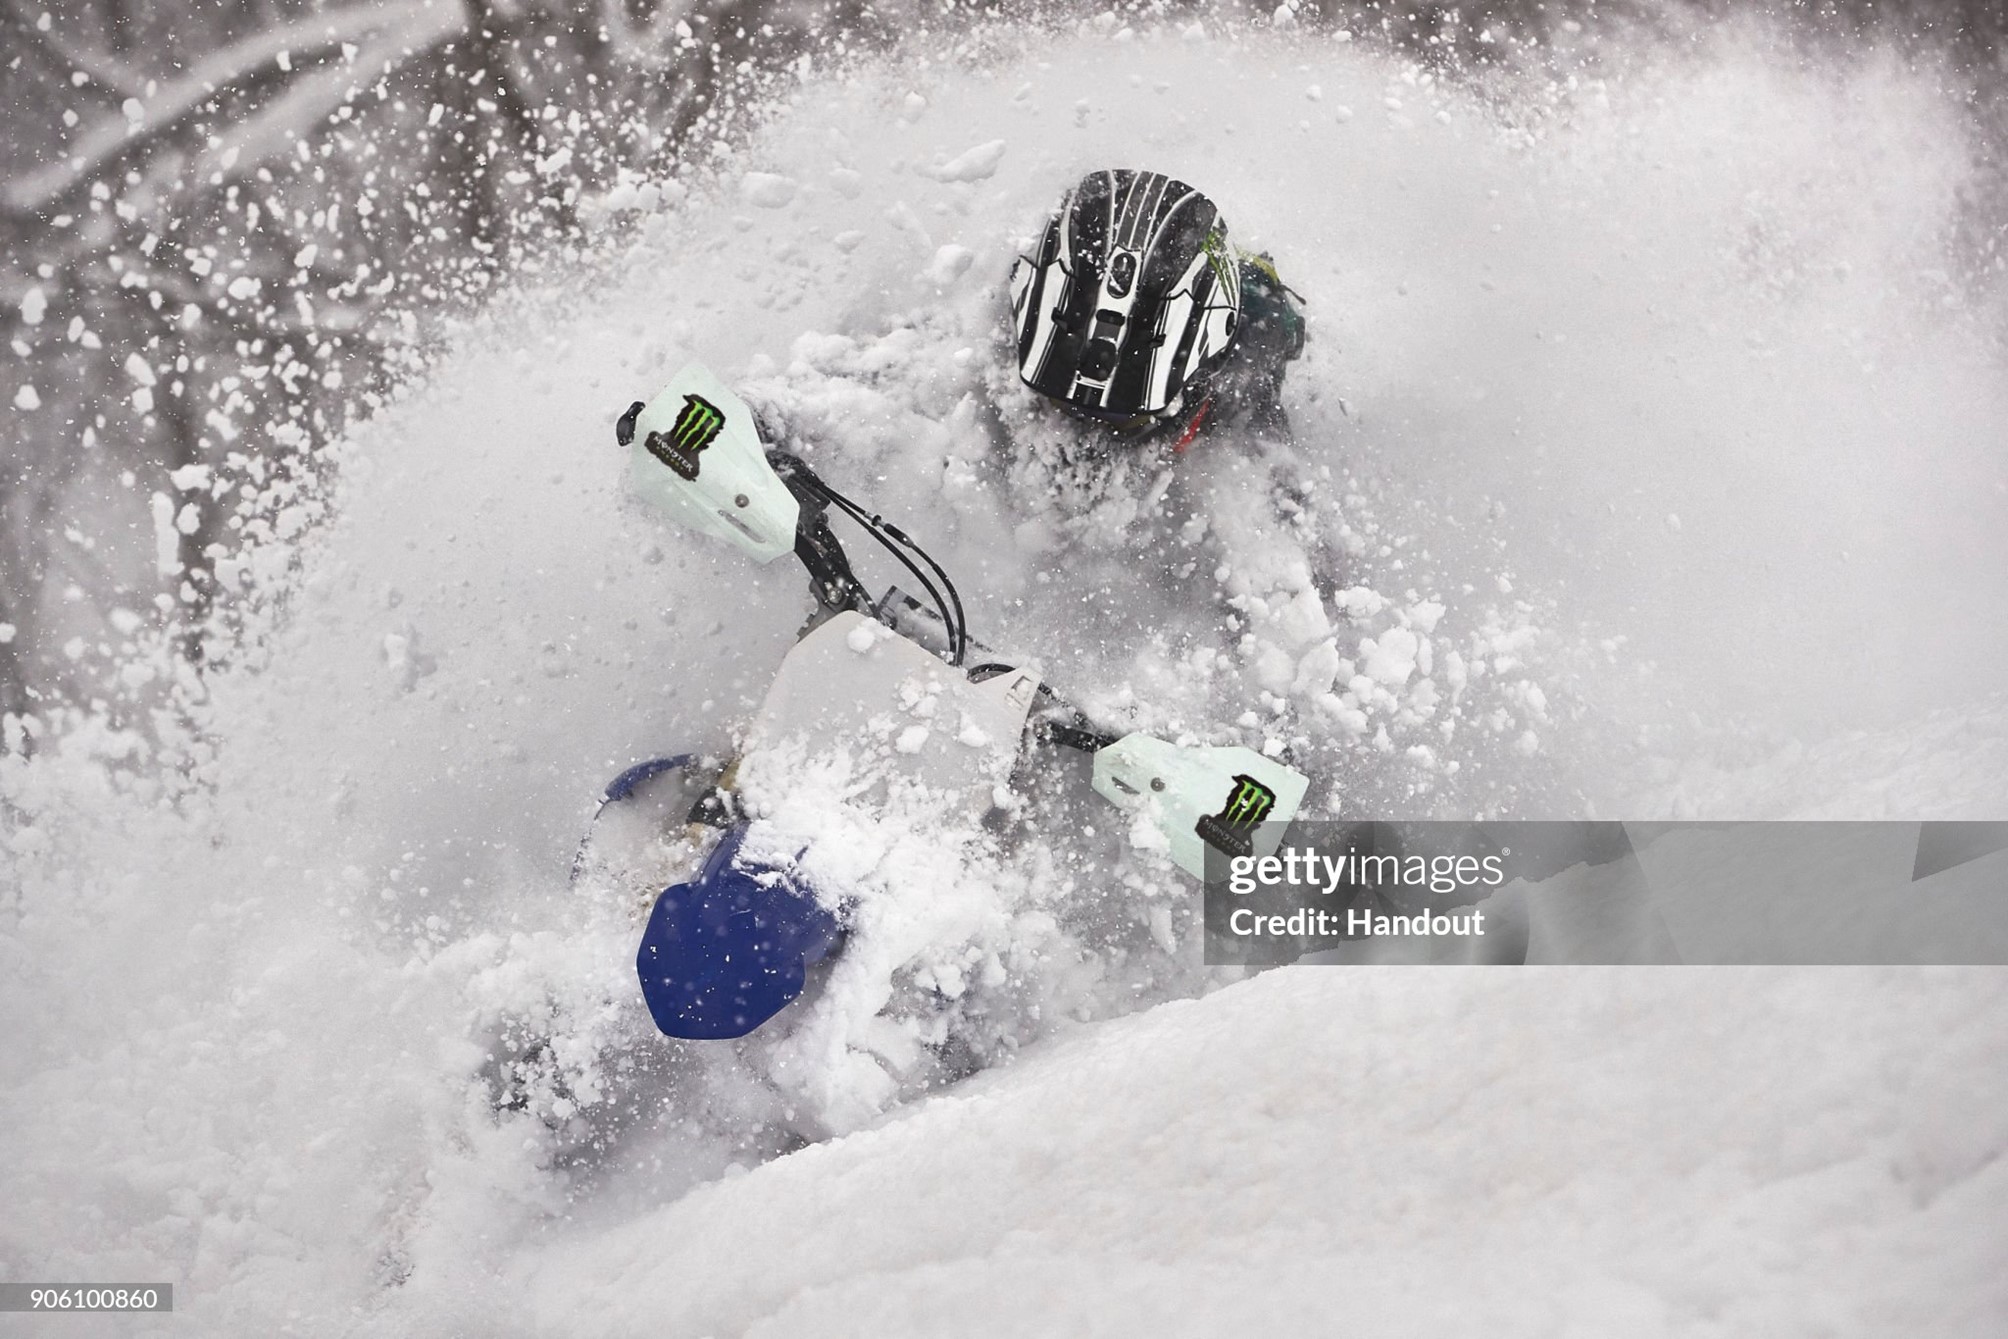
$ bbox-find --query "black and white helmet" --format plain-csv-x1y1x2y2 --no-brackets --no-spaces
1010,169,1242,426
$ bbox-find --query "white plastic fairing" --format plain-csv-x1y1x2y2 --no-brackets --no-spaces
1092,734,1310,879
745,612,1039,826
628,362,799,564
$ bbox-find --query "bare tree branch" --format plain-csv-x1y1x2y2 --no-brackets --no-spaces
597,0,694,56
190,12,466,181
464,0,579,230
4,0,466,217
2,0,150,101
0,0,854,720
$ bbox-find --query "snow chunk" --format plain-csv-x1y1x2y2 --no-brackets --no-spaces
0,624,13,644
926,245,974,285
13,385,40,410
886,200,932,247
19,286,46,325
123,352,157,387
1406,600,1446,634
828,168,863,199
926,139,1007,183
740,173,798,208
1293,641,1341,697
130,386,154,415
845,622,879,654
1334,586,1387,620
1359,628,1420,686
149,492,179,575
957,719,992,749
832,230,866,253
1410,678,1440,716
169,463,212,492
1444,650,1469,696
383,631,411,677
226,275,261,301
382,626,437,689
895,725,930,754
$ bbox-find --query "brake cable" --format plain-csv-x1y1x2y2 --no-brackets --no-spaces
768,449,967,666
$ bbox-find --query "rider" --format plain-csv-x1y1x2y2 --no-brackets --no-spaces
1008,168,1307,447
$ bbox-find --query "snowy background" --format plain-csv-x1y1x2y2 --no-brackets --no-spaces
4,3,2007,1335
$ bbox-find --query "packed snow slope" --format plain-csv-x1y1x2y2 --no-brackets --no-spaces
4,15,2007,1338
524,967,2008,1339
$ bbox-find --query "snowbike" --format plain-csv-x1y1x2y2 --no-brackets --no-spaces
584,363,1311,1043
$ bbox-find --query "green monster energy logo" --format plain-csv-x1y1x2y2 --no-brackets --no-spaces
646,394,724,481
1195,774,1277,860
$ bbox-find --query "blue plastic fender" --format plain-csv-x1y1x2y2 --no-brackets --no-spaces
636,824,844,1040
568,755,700,888
601,755,696,805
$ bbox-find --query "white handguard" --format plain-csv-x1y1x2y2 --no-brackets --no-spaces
1092,734,1310,879
627,362,800,563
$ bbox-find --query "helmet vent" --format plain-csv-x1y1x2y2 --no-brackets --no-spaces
1109,251,1137,297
